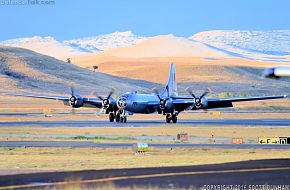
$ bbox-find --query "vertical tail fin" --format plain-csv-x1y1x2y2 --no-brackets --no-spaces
161,63,178,97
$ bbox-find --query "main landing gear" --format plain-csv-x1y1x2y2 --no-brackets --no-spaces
165,112,178,123
109,112,115,122
108,110,127,123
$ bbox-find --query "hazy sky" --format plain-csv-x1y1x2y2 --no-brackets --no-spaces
0,0,290,41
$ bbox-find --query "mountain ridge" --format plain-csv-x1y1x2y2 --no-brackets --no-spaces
1,30,290,62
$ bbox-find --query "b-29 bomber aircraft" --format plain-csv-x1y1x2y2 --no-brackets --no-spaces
1,64,287,123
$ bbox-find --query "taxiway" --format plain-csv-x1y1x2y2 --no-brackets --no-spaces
0,159,289,189
0,118,290,127
0,141,289,149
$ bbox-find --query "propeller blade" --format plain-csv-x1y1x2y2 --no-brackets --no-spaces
200,91,208,98
70,86,75,96
92,91,103,100
185,87,196,98
97,111,104,115
152,88,161,100
99,108,106,114
107,87,115,99
200,88,212,98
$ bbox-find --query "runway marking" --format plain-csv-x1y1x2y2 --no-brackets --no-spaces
1,166,290,189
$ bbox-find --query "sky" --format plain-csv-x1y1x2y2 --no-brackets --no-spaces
0,0,290,41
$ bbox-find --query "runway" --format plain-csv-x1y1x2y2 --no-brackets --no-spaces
1,159,289,189
0,141,289,149
1,118,290,127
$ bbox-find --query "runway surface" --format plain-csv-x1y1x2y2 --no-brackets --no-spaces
1,141,289,149
0,159,289,189
1,118,290,127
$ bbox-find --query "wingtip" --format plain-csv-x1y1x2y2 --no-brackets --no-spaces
284,94,288,98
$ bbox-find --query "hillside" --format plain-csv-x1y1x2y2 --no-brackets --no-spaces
0,46,159,95
68,56,290,96
0,46,289,112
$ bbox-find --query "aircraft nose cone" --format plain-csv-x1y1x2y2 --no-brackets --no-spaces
117,96,127,109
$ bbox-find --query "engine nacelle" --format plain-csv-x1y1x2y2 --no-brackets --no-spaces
69,94,84,108
159,98,174,113
165,99,174,110
102,98,110,108
194,97,208,109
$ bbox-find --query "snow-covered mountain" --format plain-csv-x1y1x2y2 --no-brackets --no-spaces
97,34,231,58
190,30,290,62
64,31,145,52
0,36,90,59
1,30,290,62
0,31,145,59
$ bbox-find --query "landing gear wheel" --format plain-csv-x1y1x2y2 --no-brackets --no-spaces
120,116,127,123
116,113,120,122
166,114,171,123
172,114,177,123
109,113,115,122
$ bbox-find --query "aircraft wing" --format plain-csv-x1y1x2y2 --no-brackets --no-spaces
0,92,104,109
171,99,196,111
147,99,195,112
149,95,287,111
0,92,70,100
205,95,287,109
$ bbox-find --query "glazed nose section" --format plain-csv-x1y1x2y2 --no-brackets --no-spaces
117,96,128,109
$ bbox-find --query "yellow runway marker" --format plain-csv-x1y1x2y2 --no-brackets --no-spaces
1,166,290,189
258,137,290,144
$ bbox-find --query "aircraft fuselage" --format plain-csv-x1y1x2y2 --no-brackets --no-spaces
117,92,160,114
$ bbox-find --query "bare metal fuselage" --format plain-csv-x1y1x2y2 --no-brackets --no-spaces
117,92,160,114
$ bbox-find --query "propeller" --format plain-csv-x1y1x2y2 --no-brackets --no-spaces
93,87,115,112
94,87,115,100
69,87,76,102
153,88,170,110
186,87,212,108
69,86,77,114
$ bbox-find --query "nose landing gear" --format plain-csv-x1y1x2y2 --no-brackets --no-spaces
111,110,127,123
120,116,127,123
120,110,127,123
